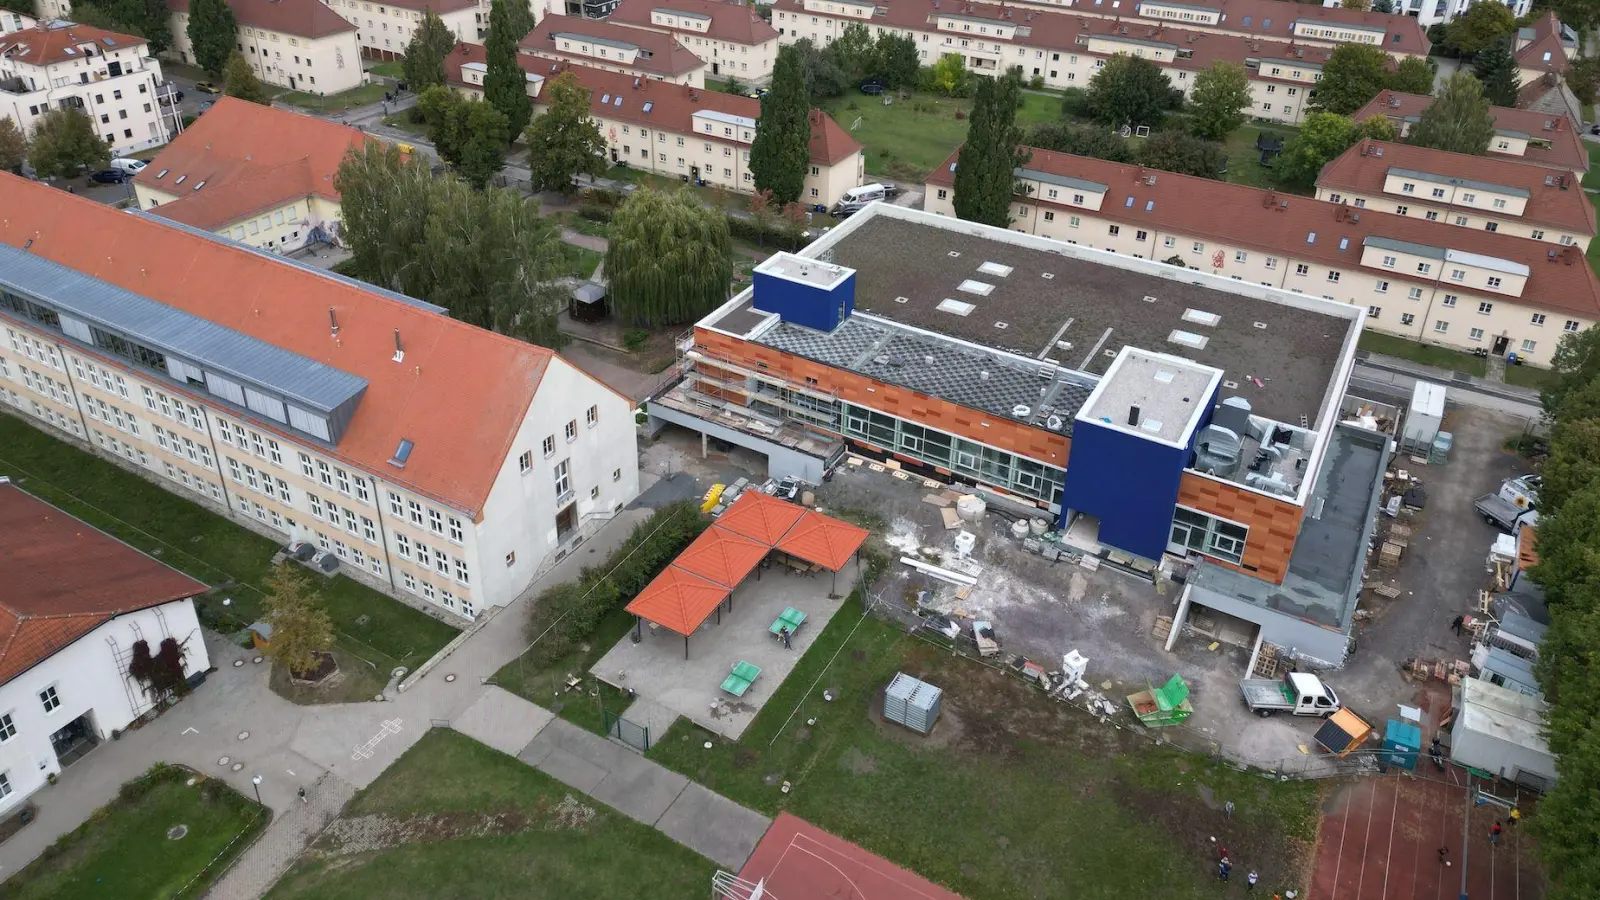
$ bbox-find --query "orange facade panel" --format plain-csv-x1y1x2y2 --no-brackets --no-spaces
1176,474,1304,585
694,328,1070,468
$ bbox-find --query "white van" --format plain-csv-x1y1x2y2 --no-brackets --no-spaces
838,183,888,206
109,158,147,175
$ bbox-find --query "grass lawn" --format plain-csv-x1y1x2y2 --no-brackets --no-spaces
370,61,405,80
558,243,605,280
1222,122,1305,194
0,416,460,678
1504,364,1557,390
646,591,1321,900
1358,330,1488,376
817,89,1061,182
266,729,715,900
493,608,634,737
1585,142,1600,190
2,764,266,900
379,113,429,138
278,82,390,112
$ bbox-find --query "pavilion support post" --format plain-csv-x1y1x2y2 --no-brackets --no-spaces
684,635,690,660
717,607,722,625
635,616,641,639
701,432,708,459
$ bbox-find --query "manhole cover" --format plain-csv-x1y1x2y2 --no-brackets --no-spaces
444,673,456,683
168,824,188,840
231,762,244,772
252,656,264,664
232,660,244,668
355,614,371,627
217,756,231,767
237,731,250,741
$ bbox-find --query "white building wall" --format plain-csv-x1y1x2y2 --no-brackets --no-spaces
0,37,169,156
0,598,208,811
165,12,363,95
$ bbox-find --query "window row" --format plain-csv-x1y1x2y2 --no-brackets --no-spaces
391,533,471,585
71,356,129,399
162,460,225,503
219,419,284,467
1168,506,1249,565
840,403,1065,506
84,395,140,438
5,327,63,371
384,491,465,543
141,386,208,433
399,569,476,618
152,425,215,469
298,452,372,504
313,530,386,578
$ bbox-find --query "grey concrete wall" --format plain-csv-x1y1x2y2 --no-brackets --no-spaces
647,406,826,483
1190,585,1350,668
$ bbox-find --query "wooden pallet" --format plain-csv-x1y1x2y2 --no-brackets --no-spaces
1372,584,1402,600
1152,615,1173,642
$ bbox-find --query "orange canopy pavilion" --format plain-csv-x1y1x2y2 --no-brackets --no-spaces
626,492,870,657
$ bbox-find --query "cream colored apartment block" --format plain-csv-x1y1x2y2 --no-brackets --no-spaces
166,12,363,94
524,36,704,88
0,29,169,155
923,187,1592,365
321,0,476,59
644,8,778,82
1315,178,1591,250
1018,0,1422,57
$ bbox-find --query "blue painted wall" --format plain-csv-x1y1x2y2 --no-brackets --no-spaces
1059,418,1187,561
752,269,856,332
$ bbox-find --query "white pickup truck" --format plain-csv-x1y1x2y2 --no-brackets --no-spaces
1239,672,1341,718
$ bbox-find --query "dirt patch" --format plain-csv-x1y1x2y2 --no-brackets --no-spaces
288,651,339,684
314,811,531,858
710,699,757,720
838,747,878,776
732,748,758,770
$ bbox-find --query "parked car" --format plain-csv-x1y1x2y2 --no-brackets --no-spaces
157,86,185,105
197,101,213,115
743,87,768,99
1591,123,1600,135
108,158,146,175
194,81,220,94
88,169,128,184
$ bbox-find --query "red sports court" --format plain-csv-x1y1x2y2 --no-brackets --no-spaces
1310,771,1543,900
717,812,965,900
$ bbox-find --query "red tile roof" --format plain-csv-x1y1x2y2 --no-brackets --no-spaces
522,16,705,78
771,0,1394,78
445,47,860,168
672,525,769,588
1351,90,1588,175
136,97,372,229
624,564,728,636
166,0,355,39
775,510,868,572
605,0,779,47
1127,0,1430,56
0,21,147,66
712,491,805,545
1317,139,1595,236
0,482,207,684
1516,12,1571,76
926,145,1600,320
0,171,559,516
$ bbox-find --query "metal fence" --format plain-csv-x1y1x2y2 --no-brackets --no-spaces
603,708,651,752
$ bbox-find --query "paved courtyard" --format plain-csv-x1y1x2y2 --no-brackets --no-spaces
591,556,861,740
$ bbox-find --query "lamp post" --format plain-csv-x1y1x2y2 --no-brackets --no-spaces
251,774,263,806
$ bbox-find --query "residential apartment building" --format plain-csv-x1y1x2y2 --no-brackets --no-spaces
1514,13,1580,118
0,481,212,813
771,0,1341,126
132,97,371,253
1316,140,1594,250
320,0,476,60
605,0,780,83
652,202,1382,666
166,0,363,95
923,146,1598,366
447,47,864,205
521,15,706,87
0,21,169,155
1353,90,1588,179
1381,0,1531,29
0,172,641,622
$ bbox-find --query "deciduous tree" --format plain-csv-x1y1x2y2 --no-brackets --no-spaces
402,8,456,94
1388,56,1437,95
0,118,25,174
483,0,533,145
1445,1,1518,56
1025,121,1133,161
1409,71,1495,154
790,38,848,98
828,22,875,84
1189,60,1251,140
186,0,237,76
605,189,734,327
261,564,334,679
1472,36,1522,107
1313,44,1391,114
750,45,812,205
929,52,970,98
953,71,1029,227
222,52,272,105
28,108,110,178
524,71,605,194
1085,53,1171,128
1274,111,1393,187
1138,130,1227,178
873,33,920,90
418,85,509,189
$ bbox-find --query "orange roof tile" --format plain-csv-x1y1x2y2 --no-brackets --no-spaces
673,525,770,588
1351,90,1588,175
0,21,147,66
1516,12,1571,76
624,565,729,636
445,47,860,168
713,491,806,545
926,145,1600,320
775,510,868,572
0,483,206,684
606,0,779,47
522,16,705,78
166,0,355,39
1317,139,1595,236
0,171,557,516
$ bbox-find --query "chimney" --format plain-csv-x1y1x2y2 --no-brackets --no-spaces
328,307,339,337
392,328,404,362
1127,405,1140,427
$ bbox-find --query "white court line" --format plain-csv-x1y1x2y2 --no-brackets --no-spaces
770,831,951,900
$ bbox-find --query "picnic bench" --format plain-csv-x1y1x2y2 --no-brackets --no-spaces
769,607,807,639
721,660,762,697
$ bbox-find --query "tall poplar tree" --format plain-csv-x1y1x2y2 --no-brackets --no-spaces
402,8,456,94
186,0,237,76
483,0,533,145
749,45,811,205
952,71,1029,228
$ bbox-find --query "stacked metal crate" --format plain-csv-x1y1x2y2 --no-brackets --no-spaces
883,673,943,734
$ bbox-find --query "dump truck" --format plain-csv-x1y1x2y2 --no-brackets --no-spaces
1474,475,1540,533
1239,671,1341,718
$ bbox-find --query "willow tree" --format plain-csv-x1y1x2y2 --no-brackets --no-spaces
606,189,733,328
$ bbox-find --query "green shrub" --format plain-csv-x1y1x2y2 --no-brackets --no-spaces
622,328,650,351
577,203,614,223
1030,74,1046,90
725,214,812,251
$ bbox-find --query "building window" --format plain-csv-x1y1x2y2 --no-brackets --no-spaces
519,450,533,473
1565,320,1580,332
565,420,577,442
1294,264,1309,276
1443,295,1458,308
1168,507,1249,565
39,685,60,713
586,405,598,427
542,435,555,457
1470,328,1484,341
1367,306,1381,318
388,492,404,517
1478,302,1494,315
613,467,622,482
407,500,424,527
1522,340,1537,353
1401,313,1415,326
554,459,571,501
0,713,13,742
395,533,411,559
1434,320,1449,333
448,516,463,543
506,551,516,567
0,772,9,801
427,508,444,535
1487,277,1502,288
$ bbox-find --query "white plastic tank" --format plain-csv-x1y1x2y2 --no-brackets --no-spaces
1402,381,1446,454
1010,519,1030,539
1029,518,1048,535
956,494,987,520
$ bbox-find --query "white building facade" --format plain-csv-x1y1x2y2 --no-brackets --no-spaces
0,22,169,155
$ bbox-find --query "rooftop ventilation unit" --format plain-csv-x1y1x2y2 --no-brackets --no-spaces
894,295,909,303
1154,370,1175,384
1041,272,1055,279
936,299,975,316
1168,329,1208,350
978,261,1013,277
1143,295,1158,303
1181,308,1220,327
